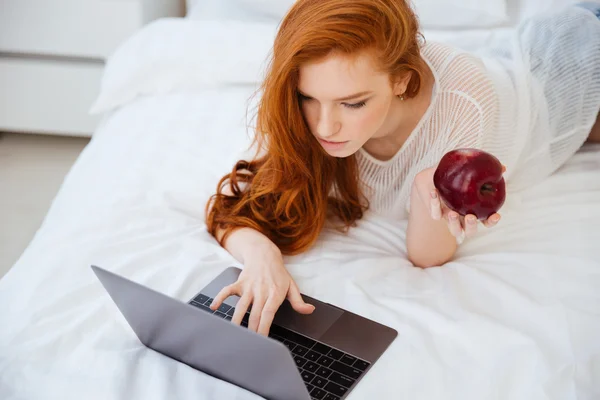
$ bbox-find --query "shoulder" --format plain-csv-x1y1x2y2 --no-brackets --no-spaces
423,41,495,98
424,41,499,126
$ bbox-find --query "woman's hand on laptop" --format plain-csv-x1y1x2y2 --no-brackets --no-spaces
210,237,316,336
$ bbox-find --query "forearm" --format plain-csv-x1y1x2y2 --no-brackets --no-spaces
406,189,458,268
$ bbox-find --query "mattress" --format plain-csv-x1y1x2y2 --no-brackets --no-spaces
1,2,599,399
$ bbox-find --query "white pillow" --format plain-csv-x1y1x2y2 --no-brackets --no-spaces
235,0,296,19
411,0,509,29
187,0,509,29
90,18,277,114
185,0,278,22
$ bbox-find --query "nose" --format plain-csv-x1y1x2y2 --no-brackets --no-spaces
316,108,341,139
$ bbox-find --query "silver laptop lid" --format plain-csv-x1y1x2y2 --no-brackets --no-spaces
91,265,311,400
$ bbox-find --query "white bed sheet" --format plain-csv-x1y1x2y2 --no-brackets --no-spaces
2,3,600,399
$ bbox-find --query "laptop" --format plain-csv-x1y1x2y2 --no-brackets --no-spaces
91,265,397,400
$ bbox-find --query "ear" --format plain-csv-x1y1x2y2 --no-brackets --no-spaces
393,72,412,96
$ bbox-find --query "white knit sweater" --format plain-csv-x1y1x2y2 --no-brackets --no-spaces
356,6,600,220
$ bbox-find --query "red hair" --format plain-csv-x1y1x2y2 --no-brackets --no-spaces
206,0,426,255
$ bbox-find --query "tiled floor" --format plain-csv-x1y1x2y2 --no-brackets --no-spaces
0,132,90,278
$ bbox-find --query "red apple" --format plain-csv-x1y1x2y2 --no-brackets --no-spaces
433,148,506,220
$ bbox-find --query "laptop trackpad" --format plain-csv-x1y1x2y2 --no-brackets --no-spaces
272,295,344,340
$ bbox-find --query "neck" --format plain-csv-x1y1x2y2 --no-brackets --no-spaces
363,62,434,161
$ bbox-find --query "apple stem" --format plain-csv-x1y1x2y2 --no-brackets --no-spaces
481,183,495,194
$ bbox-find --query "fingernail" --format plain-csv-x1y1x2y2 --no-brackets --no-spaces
450,213,458,221
430,191,437,199
468,216,476,224
492,215,500,223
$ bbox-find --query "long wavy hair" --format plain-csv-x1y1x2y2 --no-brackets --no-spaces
205,0,426,255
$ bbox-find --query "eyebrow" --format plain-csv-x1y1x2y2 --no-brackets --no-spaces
298,90,373,102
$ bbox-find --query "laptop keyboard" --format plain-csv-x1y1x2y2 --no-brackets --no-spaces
190,294,371,400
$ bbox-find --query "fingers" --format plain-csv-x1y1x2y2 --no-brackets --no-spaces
247,294,266,332
447,211,463,240
287,280,315,315
502,165,507,173
210,283,237,311
430,190,443,221
483,213,501,228
211,272,313,337
447,212,501,245
464,214,478,238
257,295,284,336
231,294,252,326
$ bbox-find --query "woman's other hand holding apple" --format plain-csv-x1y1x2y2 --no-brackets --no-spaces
413,165,505,245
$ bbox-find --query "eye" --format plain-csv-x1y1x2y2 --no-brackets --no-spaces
343,101,367,109
298,93,313,102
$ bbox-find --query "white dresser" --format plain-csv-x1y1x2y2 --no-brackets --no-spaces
0,0,185,137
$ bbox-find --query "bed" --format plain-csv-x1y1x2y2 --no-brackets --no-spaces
1,0,599,399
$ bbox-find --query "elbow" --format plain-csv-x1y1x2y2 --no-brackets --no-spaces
409,259,441,269
407,247,456,269
408,256,445,269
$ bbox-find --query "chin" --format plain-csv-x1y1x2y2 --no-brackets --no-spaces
325,147,357,158
333,153,354,159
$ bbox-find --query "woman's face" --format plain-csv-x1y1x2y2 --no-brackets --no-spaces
298,51,407,158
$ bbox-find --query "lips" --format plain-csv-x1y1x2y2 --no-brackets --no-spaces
318,138,349,152
319,138,347,144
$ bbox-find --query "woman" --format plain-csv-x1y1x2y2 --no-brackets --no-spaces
206,0,600,336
